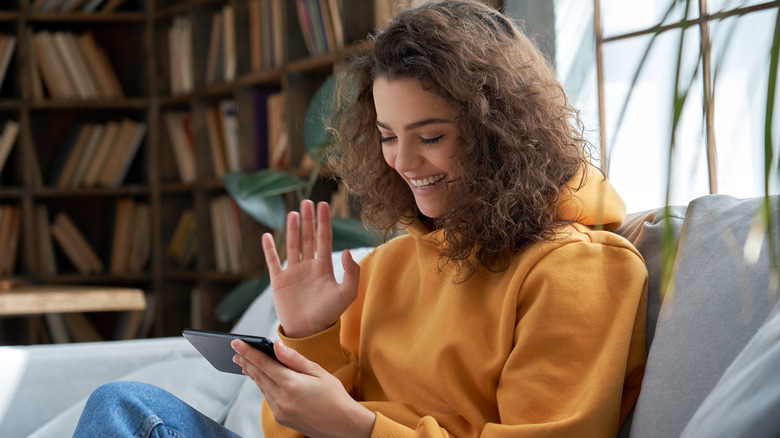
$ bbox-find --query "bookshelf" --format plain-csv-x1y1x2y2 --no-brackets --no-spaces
0,0,384,344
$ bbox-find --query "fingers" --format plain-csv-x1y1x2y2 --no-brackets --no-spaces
341,249,360,294
261,233,282,275
231,339,283,391
300,200,316,260
316,202,333,264
286,210,301,265
232,339,321,385
287,200,332,264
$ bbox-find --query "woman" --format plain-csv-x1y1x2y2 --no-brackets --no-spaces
237,1,647,436
75,1,647,437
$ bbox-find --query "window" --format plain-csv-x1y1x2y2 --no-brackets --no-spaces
556,0,779,212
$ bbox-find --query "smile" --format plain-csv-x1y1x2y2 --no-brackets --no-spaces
410,173,446,189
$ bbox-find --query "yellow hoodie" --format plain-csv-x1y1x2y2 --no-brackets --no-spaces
264,166,648,437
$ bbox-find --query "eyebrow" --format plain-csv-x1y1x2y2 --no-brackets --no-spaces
376,118,454,132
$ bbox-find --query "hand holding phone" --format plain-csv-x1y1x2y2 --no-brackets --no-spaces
183,328,278,374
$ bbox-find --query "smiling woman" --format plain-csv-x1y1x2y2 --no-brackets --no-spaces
373,77,461,219
73,2,648,437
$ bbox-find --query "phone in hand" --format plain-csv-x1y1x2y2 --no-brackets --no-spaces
183,328,279,374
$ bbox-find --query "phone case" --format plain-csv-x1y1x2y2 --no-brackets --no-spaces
182,328,278,374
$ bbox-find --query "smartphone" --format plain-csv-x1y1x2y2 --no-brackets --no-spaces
182,328,279,374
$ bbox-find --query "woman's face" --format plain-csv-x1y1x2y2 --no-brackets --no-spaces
373,77,460,219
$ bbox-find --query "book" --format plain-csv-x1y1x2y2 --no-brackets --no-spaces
50,212,104,275
205,105,228,177
326,0,344,49
32,0,66,13
0,204,21,276
271,0,285,67
251,89,274,170
296,0,316,56
51,31,97,99
267,91,288,170
33,30,77,99
248,0,262,72
48,123,85,186
219,100,240,172
0,120,20,176
100,0,128,13
222,5,236,82
0,34,17,92
168,209,197,268
81,120,119,187
34,205,57,276
225,197,243,273
59,0,91,12
27,29,45,100
82,0,107,13
205,11,223,84
69,124,105,187
163,111,196,183
168,16,193,95
56,123,95,188
261,0,275,69
77,31,123,98
317,0,337,53
110,197,135,274
96,119,147,187
210,197,228,272
127,202,150,273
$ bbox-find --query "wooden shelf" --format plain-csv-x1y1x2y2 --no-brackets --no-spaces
27,12,146,23
0,0,384,342
29,98,150,110
0,284,146,316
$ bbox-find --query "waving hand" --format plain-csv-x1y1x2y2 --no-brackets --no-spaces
261,200,360,338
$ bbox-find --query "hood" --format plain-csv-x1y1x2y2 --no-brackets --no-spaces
403,163,626,239
556,164,626,231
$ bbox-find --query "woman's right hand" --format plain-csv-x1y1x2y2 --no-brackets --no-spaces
261,200,360,339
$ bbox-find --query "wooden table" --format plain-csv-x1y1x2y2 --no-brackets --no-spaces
0,284,147,343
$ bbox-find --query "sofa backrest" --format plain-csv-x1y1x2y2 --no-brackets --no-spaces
616,194,779,438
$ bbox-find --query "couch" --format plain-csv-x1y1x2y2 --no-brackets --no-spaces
1,194,778,437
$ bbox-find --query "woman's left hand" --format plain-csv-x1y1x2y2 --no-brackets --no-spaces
232,339,376,438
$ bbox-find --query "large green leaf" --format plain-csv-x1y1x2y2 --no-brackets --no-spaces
223,171,306,229
225,170,307,198
214,272,270,323
331,216,383,250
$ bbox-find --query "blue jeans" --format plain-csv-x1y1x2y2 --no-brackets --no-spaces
74,381,241,438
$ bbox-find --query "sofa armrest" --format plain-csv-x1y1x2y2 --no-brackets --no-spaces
0,337,197,438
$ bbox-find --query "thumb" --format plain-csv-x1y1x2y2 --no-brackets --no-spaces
274,341,322,376
340,249,361,293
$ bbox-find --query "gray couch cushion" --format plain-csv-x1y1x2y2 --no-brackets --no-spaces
680,297,780,438
628,194,780,438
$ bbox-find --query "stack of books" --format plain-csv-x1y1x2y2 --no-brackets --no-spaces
48,119,147,188
295,0,344,56
30,30,123,100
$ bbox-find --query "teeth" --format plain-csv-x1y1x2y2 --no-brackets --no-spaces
410,173,446,188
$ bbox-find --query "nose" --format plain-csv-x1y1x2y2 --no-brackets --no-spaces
392,139,423,173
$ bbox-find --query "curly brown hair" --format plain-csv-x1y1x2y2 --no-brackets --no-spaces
329,0,591,279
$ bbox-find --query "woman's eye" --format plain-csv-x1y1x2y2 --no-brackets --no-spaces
379,135,396,144
421,135,443,145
